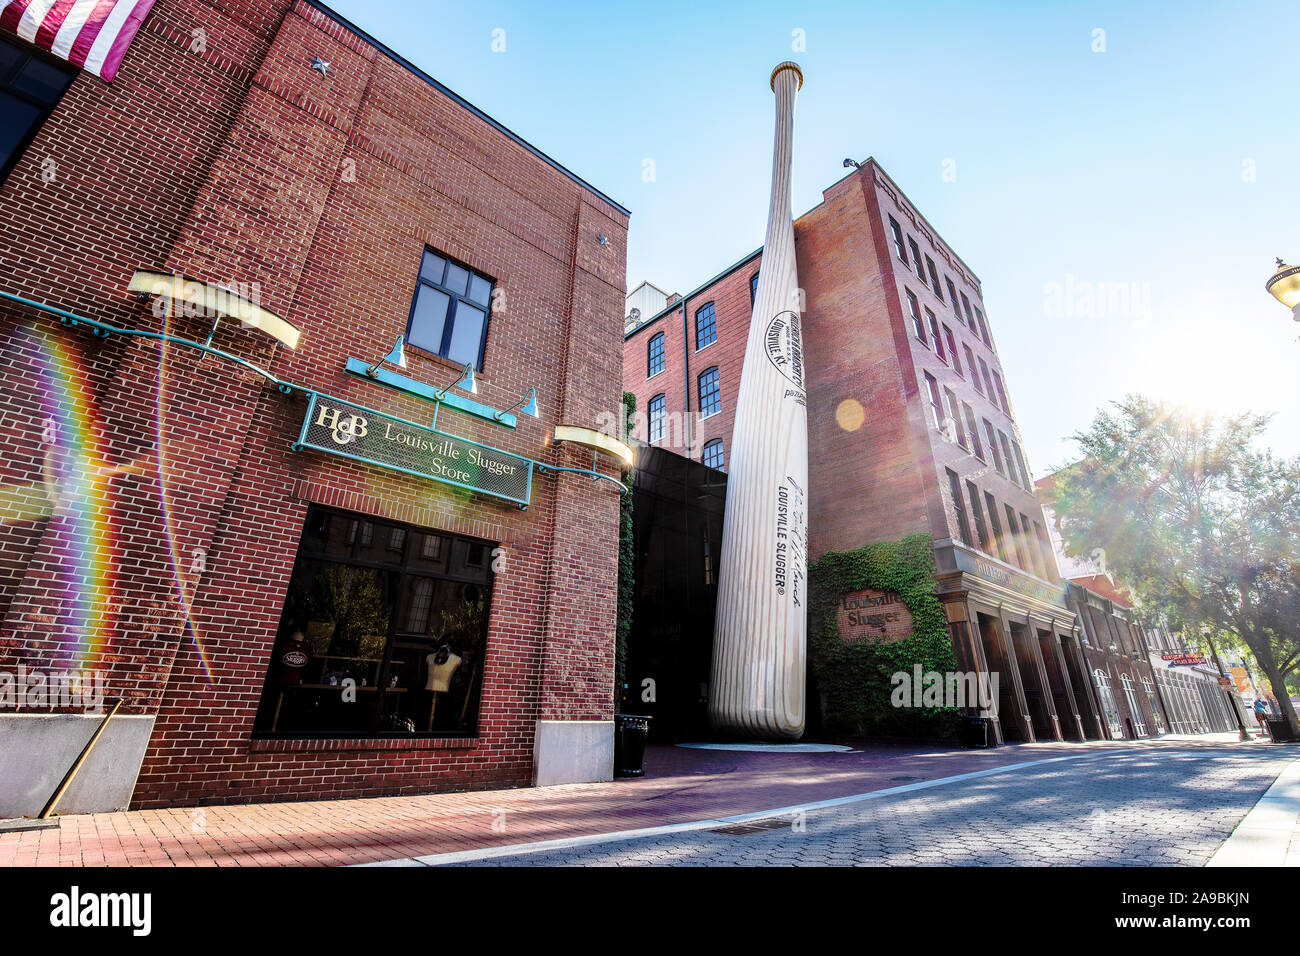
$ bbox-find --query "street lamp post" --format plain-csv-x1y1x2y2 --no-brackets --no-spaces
1266,258,1300,321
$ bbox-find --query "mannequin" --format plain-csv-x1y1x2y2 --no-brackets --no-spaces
425,643,462,731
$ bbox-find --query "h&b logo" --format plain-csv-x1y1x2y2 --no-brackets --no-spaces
316,405,368,445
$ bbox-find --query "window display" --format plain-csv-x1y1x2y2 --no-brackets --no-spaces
253,507,493,738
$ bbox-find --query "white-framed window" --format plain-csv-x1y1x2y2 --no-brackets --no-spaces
908,236,926,284
1094,668,1124,739
927,309,946,363
889,216,908,263
906,288,927,344
924,372,944,431
648,393,666,443
1122,674,1145,736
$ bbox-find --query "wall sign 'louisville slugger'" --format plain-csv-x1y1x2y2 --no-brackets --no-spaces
294,393,533,507
837,589,914,645
710,61,809,740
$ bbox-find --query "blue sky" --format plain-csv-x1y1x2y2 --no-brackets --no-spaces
328,0,1300,475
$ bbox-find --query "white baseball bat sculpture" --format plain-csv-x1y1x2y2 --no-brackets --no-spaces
709,61,808,740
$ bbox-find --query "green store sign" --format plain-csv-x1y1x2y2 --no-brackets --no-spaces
294,393,533,508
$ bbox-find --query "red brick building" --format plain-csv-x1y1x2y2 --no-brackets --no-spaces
0,0,629,814
624,158,1104,745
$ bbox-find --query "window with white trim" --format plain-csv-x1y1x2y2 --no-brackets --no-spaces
648,393,666,443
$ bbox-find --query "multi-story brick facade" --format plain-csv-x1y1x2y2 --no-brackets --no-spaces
625,158,1107,745
0,0,629,813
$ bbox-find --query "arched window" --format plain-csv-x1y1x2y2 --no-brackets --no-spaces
702,439,725,471
1093,668,1123,739
647,331,665,377
1121,674,1145,737
698,367,720,418
695,302,716,349
648,394,666,443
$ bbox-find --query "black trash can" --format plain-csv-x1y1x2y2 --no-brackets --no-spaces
614,713,651,777
1265,716,1299,743
958,715,991,748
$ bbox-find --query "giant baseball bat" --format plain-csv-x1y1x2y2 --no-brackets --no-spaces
709,61,808,740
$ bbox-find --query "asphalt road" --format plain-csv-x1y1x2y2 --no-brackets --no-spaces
450,747,1294,866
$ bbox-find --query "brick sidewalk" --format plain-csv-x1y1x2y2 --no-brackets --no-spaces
0,738,1248,866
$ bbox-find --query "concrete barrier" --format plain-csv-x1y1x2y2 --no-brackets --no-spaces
0,713,155,818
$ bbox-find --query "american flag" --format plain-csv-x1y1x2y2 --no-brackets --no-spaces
0,0,155,82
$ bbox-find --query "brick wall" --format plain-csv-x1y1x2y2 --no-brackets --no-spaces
0,0,627,807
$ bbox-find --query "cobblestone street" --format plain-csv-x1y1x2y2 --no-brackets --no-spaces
444,747,1296,867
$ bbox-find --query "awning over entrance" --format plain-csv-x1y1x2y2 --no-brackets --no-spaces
0,0,155,82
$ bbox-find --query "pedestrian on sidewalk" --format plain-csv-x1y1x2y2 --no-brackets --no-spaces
1253,697,1268,731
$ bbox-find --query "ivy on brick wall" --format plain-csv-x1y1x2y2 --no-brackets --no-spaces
808,533,959,738
614,391,636,707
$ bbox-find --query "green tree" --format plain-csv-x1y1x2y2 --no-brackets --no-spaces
1044,396,1300,736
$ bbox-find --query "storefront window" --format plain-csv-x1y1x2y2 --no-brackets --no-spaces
1121,674,1145,736
1093,668,1123,739
254,507,493,738
1143,677,1165,734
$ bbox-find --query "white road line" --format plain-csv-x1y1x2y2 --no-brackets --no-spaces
359,749,1140,867
1206,755,1300,867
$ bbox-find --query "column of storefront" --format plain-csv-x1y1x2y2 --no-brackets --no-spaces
997,605,1058,741
973,599,1034,742
1046,618,1086,740
946,601,1003,745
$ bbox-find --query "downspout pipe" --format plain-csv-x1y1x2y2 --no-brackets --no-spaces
680,299,692,456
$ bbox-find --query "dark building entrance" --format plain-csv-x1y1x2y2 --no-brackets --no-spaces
622,442,726,743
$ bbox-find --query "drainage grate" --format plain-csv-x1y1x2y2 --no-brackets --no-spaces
711,818,793,836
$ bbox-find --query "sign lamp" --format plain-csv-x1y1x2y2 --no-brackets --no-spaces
552,425,634,472
495,387,539,422
434,362,476,398
127,270,301,349
366,334,408,377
